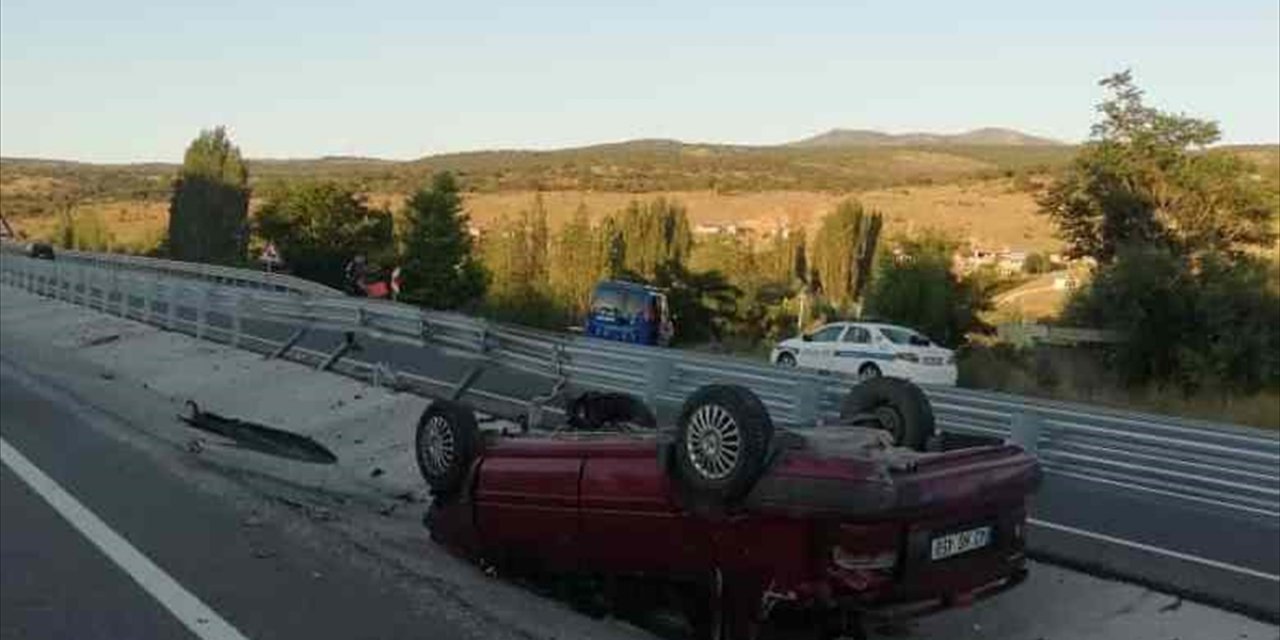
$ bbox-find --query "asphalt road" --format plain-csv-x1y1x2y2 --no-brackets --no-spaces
0,363,466,640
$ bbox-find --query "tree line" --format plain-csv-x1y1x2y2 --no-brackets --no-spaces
158,127,988,350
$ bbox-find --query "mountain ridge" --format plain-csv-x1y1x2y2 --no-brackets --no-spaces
787,127,1064,148
2,128,1067,167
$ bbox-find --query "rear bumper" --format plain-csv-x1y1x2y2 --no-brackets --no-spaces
765,562,1029,627
854,567,1028,621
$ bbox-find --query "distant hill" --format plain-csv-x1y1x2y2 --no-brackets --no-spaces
788,127,1064,148
8,136,1272,222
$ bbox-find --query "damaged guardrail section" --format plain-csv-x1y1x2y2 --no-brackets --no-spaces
2,250,1277,618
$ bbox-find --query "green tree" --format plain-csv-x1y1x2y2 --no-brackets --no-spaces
1040,71,1276,264
1023,251,1052,275
647,261,740,345
399,172,487,309
596,216,626,279
549,203,604,318
617,197,692,279
864,233,993,348
167,127,250,265
481,217,525,303
1045,72,1280,392
254,181,394,289
812,200,883,310
527,194,550,286
53,208,113,251
1063,246,1280,391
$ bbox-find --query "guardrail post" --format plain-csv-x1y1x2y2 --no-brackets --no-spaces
106,268,116,315
268,327,309,360
166,282,178,331
78,263,88,305
644,357,674,408
116,272,128,317
196,288,209,339
1009,411,1043,454
318,332,358,371
148,274,160,325
795,378,822,427
231,295,244,347
418,314,432,346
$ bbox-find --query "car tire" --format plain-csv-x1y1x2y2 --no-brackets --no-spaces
567,392,657,430
857,362,882,380
673,385,773,505
775,352,797,367
414,400,479,497
840,377,934,451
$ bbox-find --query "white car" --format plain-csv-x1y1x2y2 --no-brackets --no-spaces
770,322,958,386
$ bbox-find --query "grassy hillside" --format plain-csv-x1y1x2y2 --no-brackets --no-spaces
2,140,1272,257
1,140,1080,220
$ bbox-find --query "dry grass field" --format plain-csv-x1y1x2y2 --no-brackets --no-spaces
391,178,1058,250
9,178,1060,256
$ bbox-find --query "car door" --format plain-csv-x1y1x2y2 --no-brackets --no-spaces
801,324,846,371
832,324,875,375
578,438,712,576
474,440,583,570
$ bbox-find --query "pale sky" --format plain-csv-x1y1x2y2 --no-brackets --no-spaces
2,0,1277,162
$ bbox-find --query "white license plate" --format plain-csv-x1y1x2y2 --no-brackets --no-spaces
930,526,992,560
924,356,943,365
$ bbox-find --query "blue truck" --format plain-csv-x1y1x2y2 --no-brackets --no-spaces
584,280,674,347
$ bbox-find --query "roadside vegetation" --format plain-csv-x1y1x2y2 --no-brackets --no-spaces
979,71,1280,428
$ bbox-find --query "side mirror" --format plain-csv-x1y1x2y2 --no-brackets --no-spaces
801,334,812,342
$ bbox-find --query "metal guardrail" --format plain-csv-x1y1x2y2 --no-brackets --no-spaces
4,250,1276,529
0,241,342,297
997,322,1125,346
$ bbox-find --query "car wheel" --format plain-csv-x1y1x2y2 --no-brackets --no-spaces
414,400,479,497
775,352,797,367
674,385,773,505
840,377,934,451
567,392,657,430
857,362,882,380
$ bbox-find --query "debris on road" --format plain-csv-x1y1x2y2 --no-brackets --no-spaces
79,333,121,348
179,400,338,465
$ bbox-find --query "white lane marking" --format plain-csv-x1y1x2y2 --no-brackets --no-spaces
0,437,252,640
1028,518,1280,582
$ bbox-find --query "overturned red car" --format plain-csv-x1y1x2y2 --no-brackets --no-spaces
416,378,1039,639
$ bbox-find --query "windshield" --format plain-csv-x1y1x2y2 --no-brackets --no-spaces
879,327,931,347
808,325,845,342
590,286,648,323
